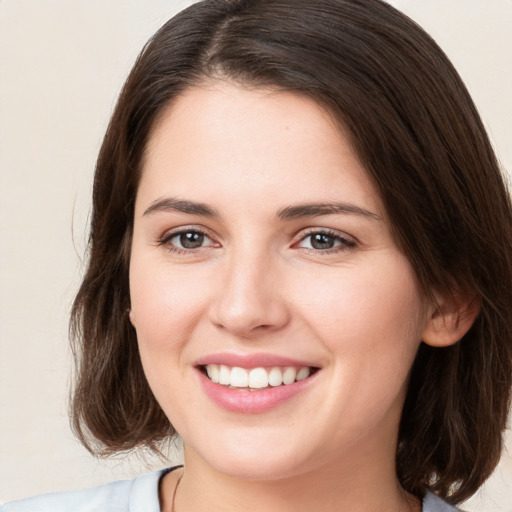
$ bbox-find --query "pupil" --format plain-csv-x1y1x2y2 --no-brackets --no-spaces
311,233,334,250
180,232,204,249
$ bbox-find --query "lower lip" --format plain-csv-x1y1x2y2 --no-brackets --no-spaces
197,369,317,414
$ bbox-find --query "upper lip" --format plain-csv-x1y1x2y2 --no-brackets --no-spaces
194,352,320,369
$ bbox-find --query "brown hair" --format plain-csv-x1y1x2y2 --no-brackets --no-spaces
70,0,512,504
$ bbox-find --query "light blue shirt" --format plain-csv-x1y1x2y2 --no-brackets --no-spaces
1,468,460,511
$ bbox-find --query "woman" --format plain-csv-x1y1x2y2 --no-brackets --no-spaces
3,0,511,511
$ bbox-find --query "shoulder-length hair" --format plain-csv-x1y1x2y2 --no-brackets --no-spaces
71,0,512,504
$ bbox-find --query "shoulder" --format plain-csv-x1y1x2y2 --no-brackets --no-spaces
1,468,173,512
423,491,462,512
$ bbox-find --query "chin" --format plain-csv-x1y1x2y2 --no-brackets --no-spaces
185,432,313,482
212,455,305,482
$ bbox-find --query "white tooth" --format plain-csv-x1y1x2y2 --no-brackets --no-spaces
219,365,231,385
248,367,269,389
282,367,297,385
296,367,310,381
206,364,219,383
268,367,283,387
230,367,249,388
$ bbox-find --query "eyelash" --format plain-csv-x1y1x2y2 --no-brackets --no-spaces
158,227,218,255
158,227,357,255
293,228,357,254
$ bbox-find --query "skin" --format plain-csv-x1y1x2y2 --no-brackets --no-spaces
129,82,469,512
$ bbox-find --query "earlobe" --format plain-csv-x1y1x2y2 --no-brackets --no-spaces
422,292,480,348
128,308,136,328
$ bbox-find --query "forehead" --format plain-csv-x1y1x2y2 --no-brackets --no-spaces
137,82,383,219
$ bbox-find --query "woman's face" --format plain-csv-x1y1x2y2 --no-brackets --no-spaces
129,82,432,480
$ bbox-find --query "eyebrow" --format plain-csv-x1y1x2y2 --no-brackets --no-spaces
143,197,218,217
142,197,381,222
277,202,382,221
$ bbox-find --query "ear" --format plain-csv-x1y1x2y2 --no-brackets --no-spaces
128,308,137,328
422,291,480,347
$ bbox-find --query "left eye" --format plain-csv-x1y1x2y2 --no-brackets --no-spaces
167,230,213,250
298,232,354,251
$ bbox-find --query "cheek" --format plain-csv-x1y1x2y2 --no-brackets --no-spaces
295,253,426,359
128,258,206,413
128,260,224,434
129,253,209,354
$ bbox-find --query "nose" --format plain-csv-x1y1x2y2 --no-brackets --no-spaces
209,248,291,338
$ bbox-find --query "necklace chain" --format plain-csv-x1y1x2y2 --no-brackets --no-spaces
170,472,183,512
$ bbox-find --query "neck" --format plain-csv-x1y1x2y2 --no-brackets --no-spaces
162,446,420,512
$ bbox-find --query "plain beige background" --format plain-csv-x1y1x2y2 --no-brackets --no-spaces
1,1,511,509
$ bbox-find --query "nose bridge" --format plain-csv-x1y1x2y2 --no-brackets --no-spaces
210,241,289,336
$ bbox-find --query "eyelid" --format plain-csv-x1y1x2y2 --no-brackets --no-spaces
158,225,221,251
292,227,358,252
156,225,357,254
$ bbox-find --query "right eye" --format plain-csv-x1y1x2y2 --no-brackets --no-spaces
161,229,217,252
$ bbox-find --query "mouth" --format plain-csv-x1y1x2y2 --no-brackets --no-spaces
195,353,321,413
199,364,319,391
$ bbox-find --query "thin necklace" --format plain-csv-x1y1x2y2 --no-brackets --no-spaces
170,472,183,512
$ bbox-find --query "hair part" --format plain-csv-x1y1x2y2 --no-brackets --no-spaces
70,0,512,503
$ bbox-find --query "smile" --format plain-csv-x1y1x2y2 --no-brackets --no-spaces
202,364,314,390
195,355,320,413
